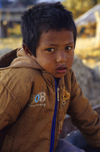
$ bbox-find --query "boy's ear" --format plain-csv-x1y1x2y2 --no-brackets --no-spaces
23,44,32,56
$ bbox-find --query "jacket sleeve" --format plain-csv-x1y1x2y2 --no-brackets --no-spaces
67,70,100,147
0,68,33,131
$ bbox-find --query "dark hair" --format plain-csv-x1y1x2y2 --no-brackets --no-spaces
21,2,77,56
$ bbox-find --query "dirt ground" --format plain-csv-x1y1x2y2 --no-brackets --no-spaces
0,36,100,107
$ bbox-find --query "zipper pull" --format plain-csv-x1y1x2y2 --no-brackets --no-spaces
57,88,59,102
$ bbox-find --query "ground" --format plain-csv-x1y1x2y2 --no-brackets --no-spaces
73,37,100,106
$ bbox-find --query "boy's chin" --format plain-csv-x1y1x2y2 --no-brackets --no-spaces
53,73,66,78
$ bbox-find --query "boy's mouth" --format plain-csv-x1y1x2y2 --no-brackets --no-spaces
56,66,67,73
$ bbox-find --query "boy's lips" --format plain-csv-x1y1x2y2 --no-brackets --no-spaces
56,66,67,73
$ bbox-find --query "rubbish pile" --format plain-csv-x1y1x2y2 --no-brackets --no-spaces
72,55,100,106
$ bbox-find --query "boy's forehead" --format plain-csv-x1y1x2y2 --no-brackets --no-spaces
39,29,74,45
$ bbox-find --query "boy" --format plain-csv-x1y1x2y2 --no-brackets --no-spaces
0,2,100,152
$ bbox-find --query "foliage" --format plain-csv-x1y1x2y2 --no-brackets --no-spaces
62,0,100,19
8,23,22,37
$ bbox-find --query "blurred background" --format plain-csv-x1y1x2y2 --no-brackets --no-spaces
0,0,100,107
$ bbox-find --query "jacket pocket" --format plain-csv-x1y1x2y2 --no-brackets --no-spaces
1,134,14,152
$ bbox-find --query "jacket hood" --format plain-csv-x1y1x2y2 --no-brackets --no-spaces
0,48,42,70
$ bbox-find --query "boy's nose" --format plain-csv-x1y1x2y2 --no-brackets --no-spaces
56,51,67,63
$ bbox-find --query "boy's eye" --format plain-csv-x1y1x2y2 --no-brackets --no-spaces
46,48,55,52
65,46,72,51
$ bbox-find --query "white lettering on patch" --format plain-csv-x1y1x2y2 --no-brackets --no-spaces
28,92,46,107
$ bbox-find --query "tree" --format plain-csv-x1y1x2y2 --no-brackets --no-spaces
62,0,100,19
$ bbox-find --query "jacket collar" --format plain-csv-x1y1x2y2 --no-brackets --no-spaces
10,48,42,70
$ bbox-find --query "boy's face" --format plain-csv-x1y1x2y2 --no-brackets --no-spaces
35,29,74,78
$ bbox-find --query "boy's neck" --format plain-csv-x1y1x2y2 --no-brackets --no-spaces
54,77,60,84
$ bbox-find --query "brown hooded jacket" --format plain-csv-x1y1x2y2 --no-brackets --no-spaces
0,48,100,152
